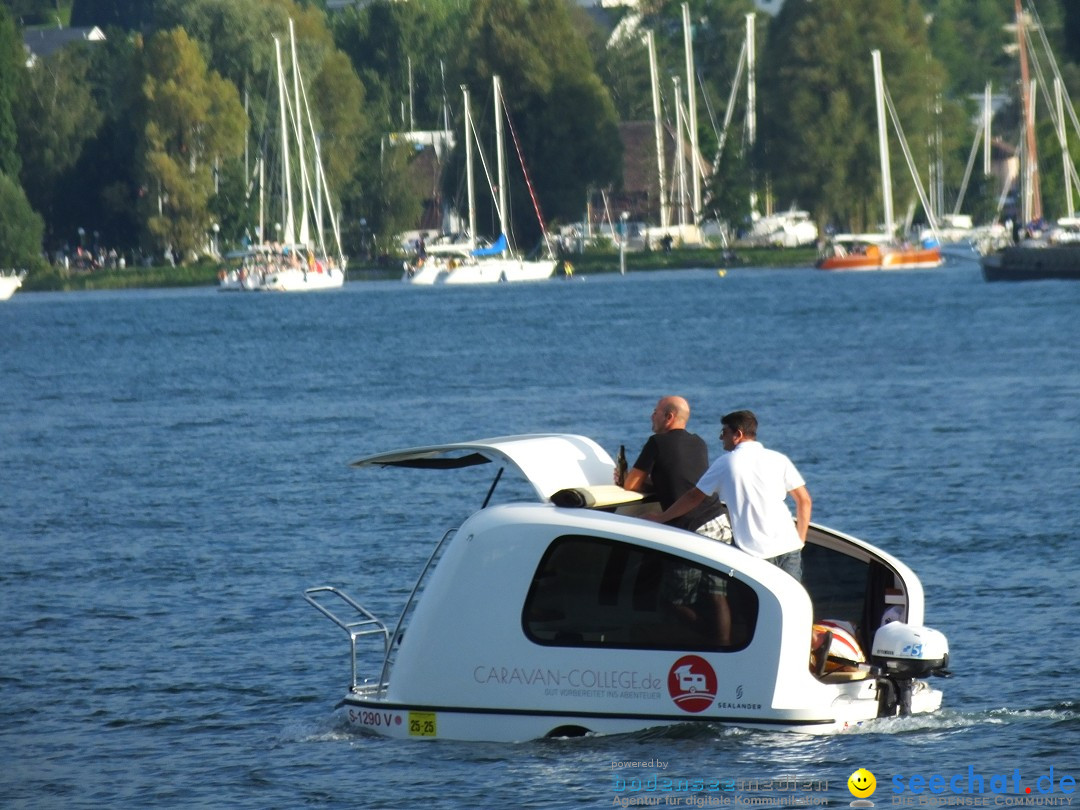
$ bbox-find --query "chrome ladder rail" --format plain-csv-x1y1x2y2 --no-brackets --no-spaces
304,586,390,691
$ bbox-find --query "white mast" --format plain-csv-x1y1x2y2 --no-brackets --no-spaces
274,37,295,245
258,156,265,245
289,19,310,246
463,85,476,251
681,3,700,222
646,31,669,229
746,12,757,213
1056,78,1074,217
872,50,894,238
673,75,686,227
746,13,756,151
494,75,509,253
983,82,992,177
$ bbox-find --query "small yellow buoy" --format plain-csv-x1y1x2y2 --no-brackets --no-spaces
716,269,727,277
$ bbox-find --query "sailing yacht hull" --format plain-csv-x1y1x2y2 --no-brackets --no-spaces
982,244,1080,281
261,266,345,291
442,258,555,284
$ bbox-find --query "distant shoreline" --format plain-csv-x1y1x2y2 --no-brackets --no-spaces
18,246,819,292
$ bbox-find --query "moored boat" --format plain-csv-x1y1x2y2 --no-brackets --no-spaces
304,434,950,741
981,242,1080,281
0,270,26,301
817,235,942,271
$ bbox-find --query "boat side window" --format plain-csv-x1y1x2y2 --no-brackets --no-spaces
523,535,757,652
802,543,899,653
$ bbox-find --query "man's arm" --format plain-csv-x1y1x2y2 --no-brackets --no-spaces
790,485,812,542
643,486,707,523
622,467,648,492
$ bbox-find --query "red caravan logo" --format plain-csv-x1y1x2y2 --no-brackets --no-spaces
667,655,717,713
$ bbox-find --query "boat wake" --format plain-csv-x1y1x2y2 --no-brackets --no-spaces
838,702,1080,735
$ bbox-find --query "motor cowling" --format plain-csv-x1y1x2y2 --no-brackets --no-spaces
871,622,949,678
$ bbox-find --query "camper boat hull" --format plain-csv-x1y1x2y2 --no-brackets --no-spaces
305,434,949,742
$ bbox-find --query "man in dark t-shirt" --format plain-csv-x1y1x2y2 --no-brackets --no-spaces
623,396,728,536
621,396,734,646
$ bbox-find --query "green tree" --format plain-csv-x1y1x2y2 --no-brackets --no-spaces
925,0,1011,97
156,0,369,254
455,0,622,247
139,27,246,260
71,0,156,29
15,46,104,244
0,6,23,178
332,0,469,132
759,0,947,234
358,140,423,253
0,170,45,269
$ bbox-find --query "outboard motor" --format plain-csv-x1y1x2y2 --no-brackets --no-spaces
871,623,949,717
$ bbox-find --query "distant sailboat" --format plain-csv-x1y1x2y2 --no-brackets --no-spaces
404,76,555,285
221,19,345,292
818,51,942,271
982,0,1080,281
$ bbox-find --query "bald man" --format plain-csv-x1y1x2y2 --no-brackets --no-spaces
622,396,729,539
622,396,733,645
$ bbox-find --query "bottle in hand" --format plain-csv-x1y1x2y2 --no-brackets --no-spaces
615,444,627,487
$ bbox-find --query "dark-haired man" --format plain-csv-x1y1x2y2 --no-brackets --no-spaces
645,409,812,581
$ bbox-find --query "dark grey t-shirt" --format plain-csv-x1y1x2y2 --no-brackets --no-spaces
633,429,724,531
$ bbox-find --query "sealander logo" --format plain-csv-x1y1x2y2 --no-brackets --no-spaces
667,655,717,713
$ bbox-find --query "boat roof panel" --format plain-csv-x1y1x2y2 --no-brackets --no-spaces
351,434,616,501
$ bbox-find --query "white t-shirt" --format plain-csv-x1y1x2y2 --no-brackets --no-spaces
696,440,805,559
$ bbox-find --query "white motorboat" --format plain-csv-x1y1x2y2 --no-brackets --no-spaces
746,209,818,248
304,434,950,741
0,270,25,301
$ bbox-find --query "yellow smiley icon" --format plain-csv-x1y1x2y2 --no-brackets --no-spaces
848,768,877,798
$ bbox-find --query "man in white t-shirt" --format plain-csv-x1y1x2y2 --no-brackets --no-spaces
644,410,812,581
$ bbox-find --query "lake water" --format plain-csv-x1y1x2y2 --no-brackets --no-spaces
2,262,1078,809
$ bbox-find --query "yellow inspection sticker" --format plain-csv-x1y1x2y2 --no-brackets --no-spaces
408,711,437,737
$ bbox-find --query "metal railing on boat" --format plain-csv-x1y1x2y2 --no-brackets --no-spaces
304,586,390,690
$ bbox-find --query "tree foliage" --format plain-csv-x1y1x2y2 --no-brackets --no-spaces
758,0,949,234
139,27,246,259
0,170,45,269
71,0,157,29
15,45,104,242
454,0,622,247
0,6,23,178
156,0,369,254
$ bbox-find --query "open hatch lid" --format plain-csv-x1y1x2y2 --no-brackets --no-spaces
351,434,618,501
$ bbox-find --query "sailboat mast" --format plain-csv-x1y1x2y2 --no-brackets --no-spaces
647,31,669,229
872,50,895,238
746,13,757,214
746,14,756,151
673,75,686,227
1016,0,1042,222
289,20,310,246
1056,79,1074,217
682,3,700,223
274,37,295,245
494,75,509,252
463,86,476,251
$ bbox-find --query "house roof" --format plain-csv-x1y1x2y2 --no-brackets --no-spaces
23,26,106,66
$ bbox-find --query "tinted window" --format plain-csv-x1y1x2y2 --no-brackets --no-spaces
523,535,758,651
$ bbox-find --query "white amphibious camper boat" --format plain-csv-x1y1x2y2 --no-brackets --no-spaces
305,434,949,741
